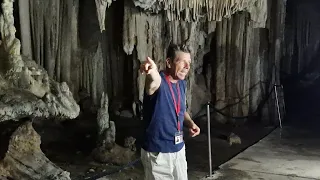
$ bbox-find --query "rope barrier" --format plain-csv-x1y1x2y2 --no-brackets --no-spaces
83,159,141,180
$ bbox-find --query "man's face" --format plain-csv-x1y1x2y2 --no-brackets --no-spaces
168,51,191,80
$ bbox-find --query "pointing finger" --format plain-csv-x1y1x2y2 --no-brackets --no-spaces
146,57,155,65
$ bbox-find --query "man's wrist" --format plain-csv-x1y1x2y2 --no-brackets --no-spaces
184,119,194,128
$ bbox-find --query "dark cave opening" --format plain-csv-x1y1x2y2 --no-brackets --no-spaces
282,0,320,128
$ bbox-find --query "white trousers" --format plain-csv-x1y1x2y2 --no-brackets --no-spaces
141,145,188,180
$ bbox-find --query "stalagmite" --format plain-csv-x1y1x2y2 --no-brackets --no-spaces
0,122,71,180
96,92,116,150
92,92,137,165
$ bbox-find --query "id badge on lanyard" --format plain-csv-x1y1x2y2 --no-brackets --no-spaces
174,118,183,144
165,74,183,145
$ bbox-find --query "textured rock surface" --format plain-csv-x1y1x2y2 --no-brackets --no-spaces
96,92,116,150
20,0,284,123
0,0,80,122
132,0,268,28
0,121,71,180
95,0,113,32
0,0,79,179
92,92,136,165
24,0,273,119
92,143,137,165
122,0,284,123
19,0,271,122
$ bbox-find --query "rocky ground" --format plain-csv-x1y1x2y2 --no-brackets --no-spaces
26,112,275,180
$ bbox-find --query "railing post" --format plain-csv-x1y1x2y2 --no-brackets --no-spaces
274,85,282,128
207,102,212,177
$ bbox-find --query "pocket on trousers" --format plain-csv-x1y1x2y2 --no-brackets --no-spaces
149,152,160,159
148,152,162,165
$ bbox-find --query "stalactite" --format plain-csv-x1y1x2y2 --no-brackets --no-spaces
122,1,216,112
28,0,80,96
18,0,33,59
214,19,226,110
133,0,268,28
123,1,136,55
29,0,43,65
18,0,278,120
249,28,262,113
225,17,233,116
95,0,113,32
209,11,271,121
242,14,252,116
91,43,104,104
133,0,157,9
70,1,80,96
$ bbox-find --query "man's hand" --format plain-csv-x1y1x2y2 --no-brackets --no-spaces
189,122,200,137
140,57,161,95
140,57,157,74
184,112,200,137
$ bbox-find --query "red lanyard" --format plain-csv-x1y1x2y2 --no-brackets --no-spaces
165,75,181,131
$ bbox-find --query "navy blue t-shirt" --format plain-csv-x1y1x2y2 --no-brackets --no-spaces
142,71,187,153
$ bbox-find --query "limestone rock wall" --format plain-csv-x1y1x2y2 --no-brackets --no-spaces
0,0,80,122
28,0,80,94
212,12,268,118
123,0,215,114
16,0,286,122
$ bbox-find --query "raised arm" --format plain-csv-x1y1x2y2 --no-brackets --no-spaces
140,57,162,95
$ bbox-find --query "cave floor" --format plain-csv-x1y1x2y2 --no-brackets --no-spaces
35,113,277,180
49,116,274,180
208,124,320,180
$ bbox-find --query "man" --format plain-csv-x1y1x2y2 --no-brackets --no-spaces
139,44,201,180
